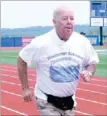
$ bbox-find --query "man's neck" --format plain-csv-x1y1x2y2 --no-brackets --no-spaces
56,32,70,41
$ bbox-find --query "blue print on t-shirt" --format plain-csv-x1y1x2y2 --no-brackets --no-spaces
49,65,80,82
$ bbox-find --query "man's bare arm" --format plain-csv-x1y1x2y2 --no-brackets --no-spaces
17,56,29,90
17,56,34,102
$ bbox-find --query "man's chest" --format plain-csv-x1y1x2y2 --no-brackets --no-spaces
36,42,85,66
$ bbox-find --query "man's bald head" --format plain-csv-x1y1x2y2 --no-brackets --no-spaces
53,6,74,20
52,6,75,41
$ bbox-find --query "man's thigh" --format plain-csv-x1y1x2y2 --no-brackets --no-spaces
36,98,61,116
64,109,75,116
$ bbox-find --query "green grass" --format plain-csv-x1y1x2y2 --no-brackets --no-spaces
95,52,107,77
1,51,19,65
1,49,107,78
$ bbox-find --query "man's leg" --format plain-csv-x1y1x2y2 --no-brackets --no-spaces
36,98,62,116
64,94,76,116
64,108,75,116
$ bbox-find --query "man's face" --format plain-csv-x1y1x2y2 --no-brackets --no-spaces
53,9,75,41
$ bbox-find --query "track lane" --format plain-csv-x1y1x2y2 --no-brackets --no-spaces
1,65,107,81
1,65,107,115
1,68,107,85
2,81,107,106
2,75,107,103
2,90,107,115
1,91,91,116
76,98,107,115
1,106,27,116
1,92,39,115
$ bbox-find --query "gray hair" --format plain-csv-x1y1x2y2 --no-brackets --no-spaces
53,8,59,19
53,6,73,19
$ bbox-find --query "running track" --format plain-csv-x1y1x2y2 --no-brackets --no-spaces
1,64,107,116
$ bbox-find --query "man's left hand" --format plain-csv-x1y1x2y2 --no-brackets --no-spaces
80,70,92,82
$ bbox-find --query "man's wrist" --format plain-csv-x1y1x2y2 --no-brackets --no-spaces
88,71,95,77
22,85,29,90
85,64,96,77
88,71,93,77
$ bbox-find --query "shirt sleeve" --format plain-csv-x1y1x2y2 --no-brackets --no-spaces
19,39,38,67
83,40,99,67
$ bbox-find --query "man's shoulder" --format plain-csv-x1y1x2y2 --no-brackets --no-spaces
31,29,53,45
33,32,51,42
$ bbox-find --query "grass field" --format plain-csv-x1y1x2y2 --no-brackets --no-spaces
1,48,107,78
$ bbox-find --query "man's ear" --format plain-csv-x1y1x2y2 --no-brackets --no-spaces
53,19,56,25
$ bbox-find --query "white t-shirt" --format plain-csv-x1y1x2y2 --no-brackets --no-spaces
19,29,99,105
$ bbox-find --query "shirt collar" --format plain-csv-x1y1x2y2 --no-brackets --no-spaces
50,28,67,44
50,28,74,44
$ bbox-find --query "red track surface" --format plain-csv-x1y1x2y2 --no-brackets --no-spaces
1,64,107,115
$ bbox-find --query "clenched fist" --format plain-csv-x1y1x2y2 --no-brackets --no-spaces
22,88,34,102
80,70,92,82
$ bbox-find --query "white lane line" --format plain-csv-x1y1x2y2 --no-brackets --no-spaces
75,110,93,116
1,68,107,82
77,88,107,95
1,66,107,81
91,79,107,83
1,69,36,77
1,90,93,116
76,97,107,106
1,76,107,95
1,69,19,73
1,106,28,116
1,81,21,86
30,74,107,82
2,70,107,88
1,65,35,71
1,81,34,89
80,82,107,88
1,73,107,86
2,62,107,71
2,74,36,82
1,90,22,97
1,82,107,106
